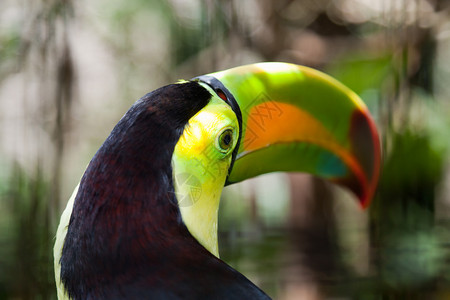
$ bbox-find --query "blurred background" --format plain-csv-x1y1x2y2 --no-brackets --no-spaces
1,0,450,299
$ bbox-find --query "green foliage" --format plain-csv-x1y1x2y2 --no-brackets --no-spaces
328,53,394,96
367,130,447,295
0,165,56,299
374,130,444,229
167,2,228,66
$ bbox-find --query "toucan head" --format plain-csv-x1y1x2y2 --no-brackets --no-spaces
172,62,381,257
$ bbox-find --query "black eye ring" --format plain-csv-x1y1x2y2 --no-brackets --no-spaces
217,129,234,153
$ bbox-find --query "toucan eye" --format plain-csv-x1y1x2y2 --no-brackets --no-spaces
217,129,234,153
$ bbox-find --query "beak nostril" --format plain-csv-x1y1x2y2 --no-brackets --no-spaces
216,89,228,102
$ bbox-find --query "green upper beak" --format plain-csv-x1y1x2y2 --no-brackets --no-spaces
196,62,381,208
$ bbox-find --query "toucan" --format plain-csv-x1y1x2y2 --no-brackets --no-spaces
54,62,380,299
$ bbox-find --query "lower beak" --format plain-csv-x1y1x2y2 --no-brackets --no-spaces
198,62,381,208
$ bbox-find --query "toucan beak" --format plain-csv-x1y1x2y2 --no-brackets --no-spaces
198,62,381,208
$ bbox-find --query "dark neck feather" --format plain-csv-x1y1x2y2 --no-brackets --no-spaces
60,82,211,299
